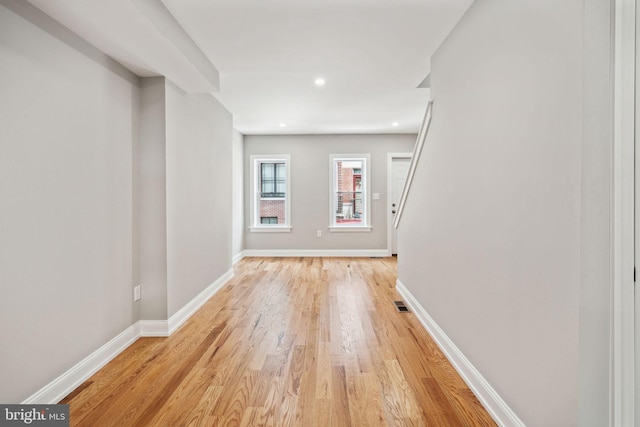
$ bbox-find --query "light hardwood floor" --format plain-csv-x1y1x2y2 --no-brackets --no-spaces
61,257,496,426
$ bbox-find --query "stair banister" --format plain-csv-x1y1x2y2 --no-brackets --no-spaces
393,100,433,229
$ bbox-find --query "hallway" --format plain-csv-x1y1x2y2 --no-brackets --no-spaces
61,257,495,426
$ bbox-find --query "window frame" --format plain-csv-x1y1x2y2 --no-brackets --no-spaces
249,154,292,232
260,162,286,198
260,217,278,224
328,153,372,232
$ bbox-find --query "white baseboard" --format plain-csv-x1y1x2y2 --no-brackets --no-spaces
167,268,234,335
138,320,169,337
22,323,140,404
243,249,388,257
23,269,235,404
396,279,525,427
232,251,245,265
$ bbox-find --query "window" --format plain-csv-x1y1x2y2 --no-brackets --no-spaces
250,155,291,232
260,163,285,198
329,154,371,232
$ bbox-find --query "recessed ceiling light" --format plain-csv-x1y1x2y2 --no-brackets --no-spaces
314,78,325,86
280,123,286,127
392,122,399,127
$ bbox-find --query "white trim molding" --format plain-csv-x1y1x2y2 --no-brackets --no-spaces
138,320,170,337
22,323,140,404
243,249,388,258
232,251,246,265
249,226,292,233
167,268,234,335
328,226,371,233
612,0,636,425
329,153,371,230
249,154,291,230
22,269,235,404
396,279,525,427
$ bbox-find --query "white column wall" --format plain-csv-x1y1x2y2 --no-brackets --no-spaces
397,1,586,425
0,3,138,402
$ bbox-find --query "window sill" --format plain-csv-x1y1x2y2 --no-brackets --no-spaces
249,226,292,233
328,226,372,233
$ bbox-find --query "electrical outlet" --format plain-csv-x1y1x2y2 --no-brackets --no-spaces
316,230,322,237
133,285,141,302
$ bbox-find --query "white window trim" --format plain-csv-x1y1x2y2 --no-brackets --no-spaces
249,154,292,232
328,226,371,233
249,226,292,233
328,153,371,232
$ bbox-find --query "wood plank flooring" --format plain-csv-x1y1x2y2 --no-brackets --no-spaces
61,257,496,426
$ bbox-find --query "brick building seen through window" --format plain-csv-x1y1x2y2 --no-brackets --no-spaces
259,162,286,224
335,160,363,224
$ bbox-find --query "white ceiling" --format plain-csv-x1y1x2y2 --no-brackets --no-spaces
26,0,473,135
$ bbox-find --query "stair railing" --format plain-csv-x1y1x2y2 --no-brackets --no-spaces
393,100,433,229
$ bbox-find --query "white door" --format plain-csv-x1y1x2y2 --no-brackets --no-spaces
391,158,410,255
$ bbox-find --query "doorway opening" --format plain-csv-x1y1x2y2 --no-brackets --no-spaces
387,153,412,256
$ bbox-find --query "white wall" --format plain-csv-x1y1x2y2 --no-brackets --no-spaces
165,83,233,316
138,77,168,320
139,78,234,319
397,0,588,425
0,2,138,402
578,0,612,425
0,1,235,401
244,134,415,252
139,79,234,319
232,130,245,259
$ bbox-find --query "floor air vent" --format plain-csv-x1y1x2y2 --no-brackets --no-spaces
394,301,410,313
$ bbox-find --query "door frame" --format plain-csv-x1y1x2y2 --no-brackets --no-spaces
387,153,412,256
612,0,636,424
